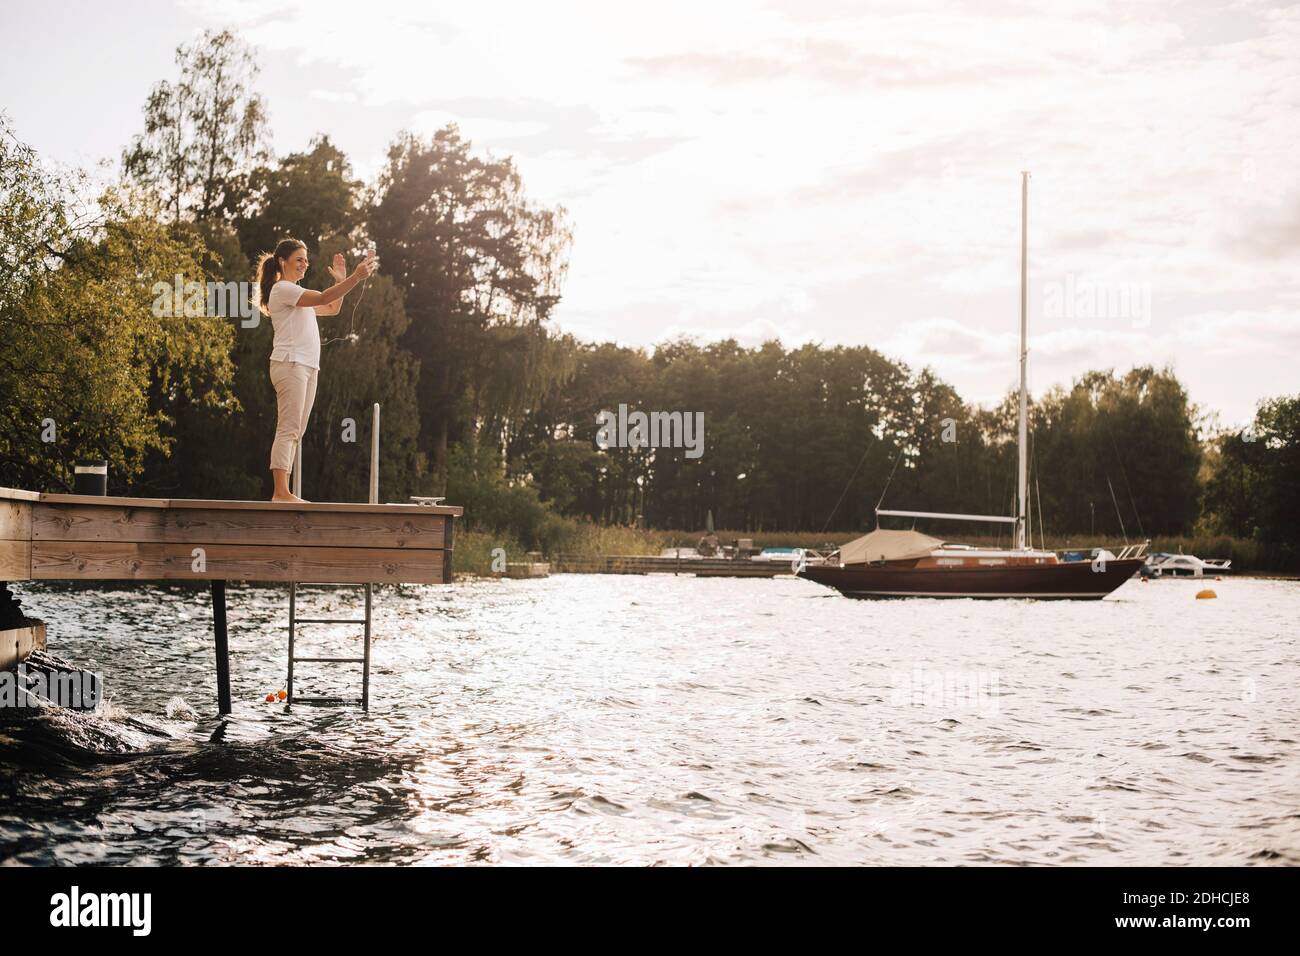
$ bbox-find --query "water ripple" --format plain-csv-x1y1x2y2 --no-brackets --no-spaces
1,575,1297,865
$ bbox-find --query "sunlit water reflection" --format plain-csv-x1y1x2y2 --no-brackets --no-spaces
2,574,1297,865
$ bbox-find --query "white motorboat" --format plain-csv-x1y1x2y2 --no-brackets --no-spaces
752,547,831,567
1140,552,1232,578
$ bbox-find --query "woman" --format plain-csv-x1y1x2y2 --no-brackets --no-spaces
254,238,378,502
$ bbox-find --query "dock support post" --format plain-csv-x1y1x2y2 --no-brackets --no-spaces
212,580,231,716
287,582,296,705
361,583,372,711
362,403,379,711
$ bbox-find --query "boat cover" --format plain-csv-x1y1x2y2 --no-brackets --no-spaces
839,528,944,565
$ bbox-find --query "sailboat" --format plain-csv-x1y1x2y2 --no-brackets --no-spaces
799,173,1147,600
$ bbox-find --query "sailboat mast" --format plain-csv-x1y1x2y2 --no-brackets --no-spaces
1016,171,1030,551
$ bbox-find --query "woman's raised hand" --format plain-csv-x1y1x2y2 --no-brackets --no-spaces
327,253,347,284
351,252,379,280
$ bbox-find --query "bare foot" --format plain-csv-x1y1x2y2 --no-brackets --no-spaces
270,493,308,503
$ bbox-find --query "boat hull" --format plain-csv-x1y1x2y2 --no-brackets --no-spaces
798,558,1145,600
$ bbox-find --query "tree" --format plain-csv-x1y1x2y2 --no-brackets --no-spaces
146,136,403,502
370,126,573,493
230,136,361,272
0,160,235,492
123,29,267,223
1204,395,1300,554
0,114,80,314
1028,367,1201,537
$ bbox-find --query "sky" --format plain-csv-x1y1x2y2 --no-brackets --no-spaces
1,0,1297,425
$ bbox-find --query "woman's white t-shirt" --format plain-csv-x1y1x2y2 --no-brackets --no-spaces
267,280,321,369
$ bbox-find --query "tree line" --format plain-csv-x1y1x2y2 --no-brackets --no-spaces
1,30,1295,568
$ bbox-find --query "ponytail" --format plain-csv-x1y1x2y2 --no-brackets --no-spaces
254,238,306,316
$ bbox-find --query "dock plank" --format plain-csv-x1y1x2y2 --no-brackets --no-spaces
0,501,32,580
37,492,462,516
31,542,445,584
33,503,447,549
31,503,166,542
0,499,32,540
0,539,31,580
0,487,41,503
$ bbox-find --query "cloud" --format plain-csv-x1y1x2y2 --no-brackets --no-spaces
1176,308,1300,355
1221,193,1300,261
10,0,1293,425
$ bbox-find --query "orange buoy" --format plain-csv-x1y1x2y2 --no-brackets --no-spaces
277,689,287,701
1196,588,1217,600
265,693,276,702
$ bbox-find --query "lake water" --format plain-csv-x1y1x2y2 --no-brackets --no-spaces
2,574,1297,865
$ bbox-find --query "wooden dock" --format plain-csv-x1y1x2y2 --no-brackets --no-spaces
1,488,460,585
1,486,461,714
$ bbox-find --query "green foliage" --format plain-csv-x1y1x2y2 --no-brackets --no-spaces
508,347,1208,540
446,442,578,554
123,29,268,223
0,115,76,312
131,134,428,503
214,140,372,499
0,124,236,491
1030,367,1203,537
370,126,573,491
230,136,361,271
1202,395,1300,568
451,528,525,577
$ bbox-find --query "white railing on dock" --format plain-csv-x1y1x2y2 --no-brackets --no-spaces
370,403,379,505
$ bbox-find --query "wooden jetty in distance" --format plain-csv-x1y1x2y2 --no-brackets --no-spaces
553,553,796,577
1,486,461,714
502,551,551,579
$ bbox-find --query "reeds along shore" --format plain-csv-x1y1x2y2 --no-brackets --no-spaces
452,525,1296,578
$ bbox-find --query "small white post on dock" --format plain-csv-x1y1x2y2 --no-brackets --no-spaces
292,439,303,499
369,403,380,505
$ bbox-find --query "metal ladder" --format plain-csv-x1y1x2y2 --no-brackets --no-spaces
286,403,379,710
287,582,373,710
